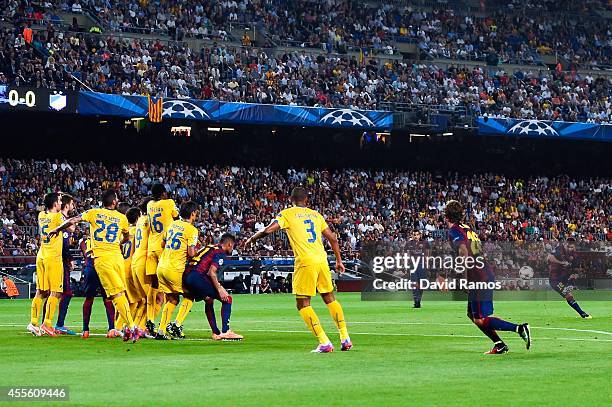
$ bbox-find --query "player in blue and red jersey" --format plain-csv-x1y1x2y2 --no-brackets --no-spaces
54,194,77,335
547,239,591,318
180,233,243,341
445,200,531,355
79,235,119,338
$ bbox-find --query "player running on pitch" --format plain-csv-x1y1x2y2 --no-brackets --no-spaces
547,238,591,319
444,200,531,355
244,187,351,353
182,233,243,341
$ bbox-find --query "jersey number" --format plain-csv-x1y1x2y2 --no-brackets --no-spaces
150,213,163,233
304,220,316,243
122,241,132,259
466,230,482,255
93,221,119,243
135,228,142,248
165,230,183,250
40,225,50,244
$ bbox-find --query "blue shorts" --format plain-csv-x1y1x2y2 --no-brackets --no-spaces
183,270,219,302
549,276,571,297
467,300,494,319
82,258,107,298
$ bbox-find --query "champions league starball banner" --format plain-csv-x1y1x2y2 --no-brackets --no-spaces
77,91,393,130
477,117,612,141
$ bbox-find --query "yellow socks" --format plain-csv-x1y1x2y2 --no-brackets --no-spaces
327,300,349,341
113,295,135,329
43,296,59,327
146,287,158,321
30,296,43,326
299,306,330,345
159,302,176,334
175,298,193,327
135,300,147,329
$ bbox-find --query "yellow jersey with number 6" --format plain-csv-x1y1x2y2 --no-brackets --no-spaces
147,199,178,253
274,206,329,268
81,208,129,257
37,211,63,259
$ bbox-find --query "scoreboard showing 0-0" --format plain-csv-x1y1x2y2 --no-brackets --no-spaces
8,89,36,108
0,86,78,114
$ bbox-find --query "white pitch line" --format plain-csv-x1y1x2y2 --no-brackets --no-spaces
5,319,612,337
17,329,612,343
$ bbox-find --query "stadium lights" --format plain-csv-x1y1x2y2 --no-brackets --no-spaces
99,120,108,124
207,127,221,132
131,117,145,122
442,132,454,136
221,128,235,132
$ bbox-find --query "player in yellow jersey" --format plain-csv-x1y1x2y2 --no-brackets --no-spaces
245,187,352,353
145,183,179,335
28,192,63,337
50,189,144,343
118,207,145,330
155,201,199,340
131,197,153,331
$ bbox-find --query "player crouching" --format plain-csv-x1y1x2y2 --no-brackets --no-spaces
182,233,243,341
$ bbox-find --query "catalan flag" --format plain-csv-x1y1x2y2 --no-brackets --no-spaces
148,95,163,123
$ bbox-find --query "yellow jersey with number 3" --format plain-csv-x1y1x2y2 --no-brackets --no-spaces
37,211,63,259
81,208,129,257
274,206,329,268
147,199,179,253
158,220,198,272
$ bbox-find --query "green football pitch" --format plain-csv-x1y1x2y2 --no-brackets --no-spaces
1,293,611,406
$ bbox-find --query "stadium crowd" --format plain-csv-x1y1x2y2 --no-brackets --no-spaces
1,159,610,259
0,24,610,122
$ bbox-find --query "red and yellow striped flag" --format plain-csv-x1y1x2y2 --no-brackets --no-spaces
148,95,163,123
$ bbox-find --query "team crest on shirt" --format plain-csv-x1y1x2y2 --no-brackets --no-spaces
218,258,224,266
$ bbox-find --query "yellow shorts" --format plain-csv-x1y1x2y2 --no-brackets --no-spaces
145,250,161,276
131,255,148,298
292,262,334,297
157,266,184,294
35,256,63,292
94,254,126,297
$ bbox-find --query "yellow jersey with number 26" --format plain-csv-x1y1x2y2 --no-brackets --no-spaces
158,220,199,273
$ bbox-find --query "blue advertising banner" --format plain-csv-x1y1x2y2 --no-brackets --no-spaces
78,92,393,130
478,117,612,142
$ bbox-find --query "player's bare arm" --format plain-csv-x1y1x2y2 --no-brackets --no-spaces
321,227,345,274
48,215,82,238
207,264,229,302
244,220,281,247
120,230,130,245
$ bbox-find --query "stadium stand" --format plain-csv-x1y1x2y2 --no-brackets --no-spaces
0,1,610,121
1,159,610,260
